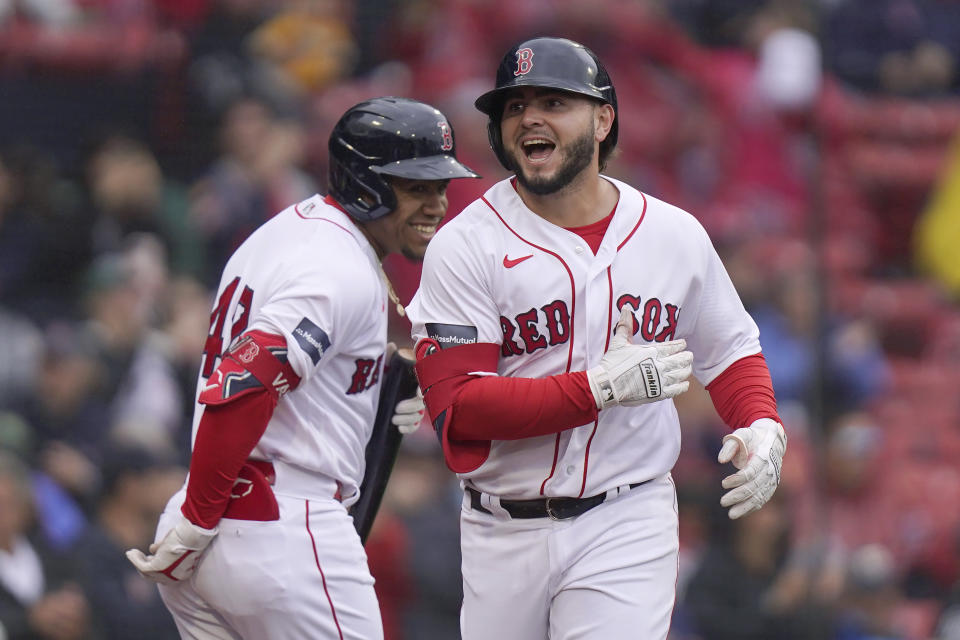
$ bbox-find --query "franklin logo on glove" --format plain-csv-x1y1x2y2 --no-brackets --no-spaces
639,359,661,397
586,307,692,410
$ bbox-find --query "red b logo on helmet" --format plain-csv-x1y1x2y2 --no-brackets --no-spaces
438,120,453,151
514,48,534,76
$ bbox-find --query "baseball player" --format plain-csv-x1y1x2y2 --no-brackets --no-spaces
125,97,479,639
408,37,788,640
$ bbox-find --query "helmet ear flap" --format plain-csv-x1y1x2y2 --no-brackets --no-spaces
329,156,396,222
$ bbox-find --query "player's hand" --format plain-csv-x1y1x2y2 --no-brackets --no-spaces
586,307,693,410
125,515,218,585
717,418,787,519
392,387,425,435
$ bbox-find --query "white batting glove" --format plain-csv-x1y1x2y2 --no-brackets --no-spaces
392,388,425,435
125,515,218,584
586,307,693,410
717,418,787,519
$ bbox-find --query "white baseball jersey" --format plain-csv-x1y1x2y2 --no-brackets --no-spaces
156,194,390,639
409,176,761,500
193,194,388,502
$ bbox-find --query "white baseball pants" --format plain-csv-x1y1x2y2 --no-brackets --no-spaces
156,487,383,640
460,474,679,640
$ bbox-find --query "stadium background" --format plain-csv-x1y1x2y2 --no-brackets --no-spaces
1,0,960,638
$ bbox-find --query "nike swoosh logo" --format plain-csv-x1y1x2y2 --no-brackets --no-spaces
503,254,534,268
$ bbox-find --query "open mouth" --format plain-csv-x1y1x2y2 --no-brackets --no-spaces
522,138,556,163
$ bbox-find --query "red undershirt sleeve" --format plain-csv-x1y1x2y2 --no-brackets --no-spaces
448,371,598,441
705,353,781,430
180,331,299,529
181,392,274,529
415,341,599,444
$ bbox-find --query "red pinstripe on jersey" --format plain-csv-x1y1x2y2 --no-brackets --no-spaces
575,197,645,498
305,500,344,640
616,192,647,250
481,195,578,495
481,195,578,373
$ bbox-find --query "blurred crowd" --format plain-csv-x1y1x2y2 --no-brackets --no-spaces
1,0,960,638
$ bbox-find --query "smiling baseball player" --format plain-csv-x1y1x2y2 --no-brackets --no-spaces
408,37,787,640
125,97,478,639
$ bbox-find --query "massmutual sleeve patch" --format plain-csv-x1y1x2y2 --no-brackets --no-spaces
293,317,331,365
426,323,478,349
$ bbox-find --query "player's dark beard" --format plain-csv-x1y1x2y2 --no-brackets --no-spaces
507,127,596,196
401,247,425,262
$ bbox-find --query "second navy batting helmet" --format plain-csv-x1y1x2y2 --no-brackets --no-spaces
475,37,618,171
329,97,479,222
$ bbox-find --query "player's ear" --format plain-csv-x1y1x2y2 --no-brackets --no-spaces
595,103,615,144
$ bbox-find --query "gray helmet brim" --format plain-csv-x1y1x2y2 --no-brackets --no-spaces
371,155,480,180
475,80,611,117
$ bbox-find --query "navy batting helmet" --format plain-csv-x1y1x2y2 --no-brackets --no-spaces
475,37,618,171
329,97,479,222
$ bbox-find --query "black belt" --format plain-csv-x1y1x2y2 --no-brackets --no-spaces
466,480,650,521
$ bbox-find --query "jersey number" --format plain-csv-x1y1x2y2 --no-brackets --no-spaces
201,277,254,378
